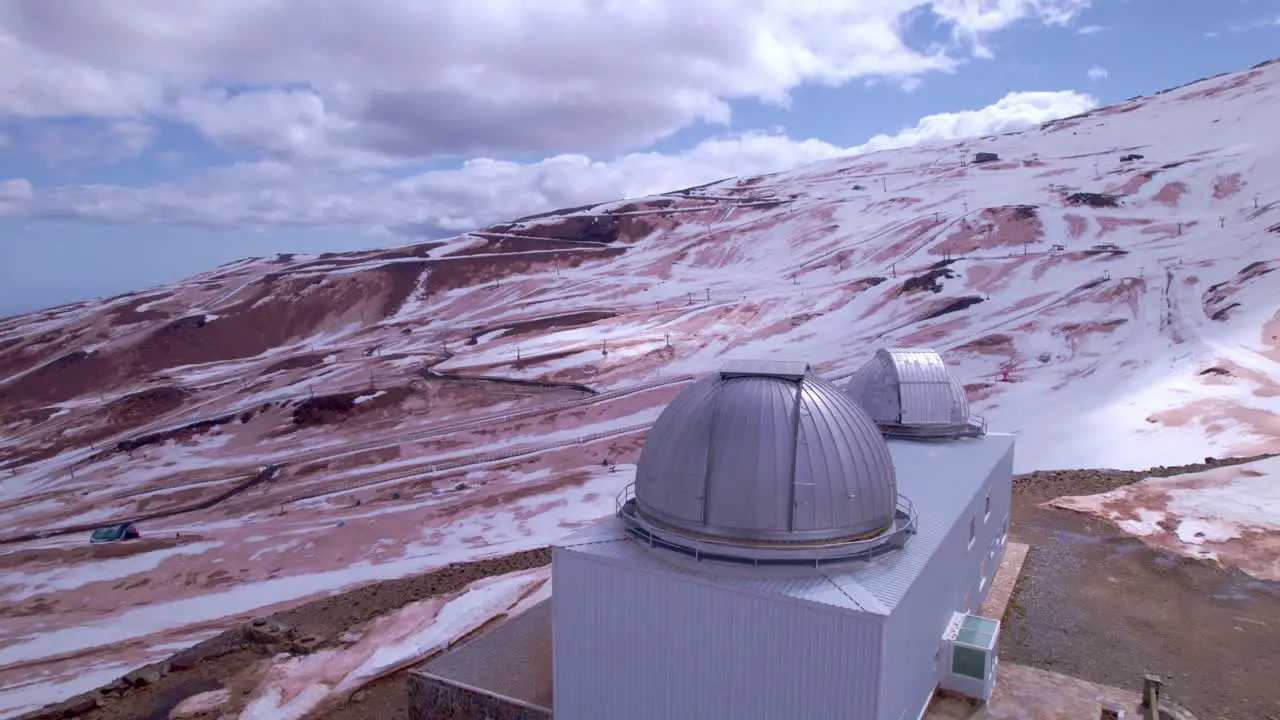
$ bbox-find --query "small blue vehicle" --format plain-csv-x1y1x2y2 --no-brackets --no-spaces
89,521,140,544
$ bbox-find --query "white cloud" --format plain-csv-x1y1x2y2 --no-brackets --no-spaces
22,119,156,167
13,90,1096,233
0,0,1092,166
1076,24,1106,35
0,178,34,214
1087,65,1109,82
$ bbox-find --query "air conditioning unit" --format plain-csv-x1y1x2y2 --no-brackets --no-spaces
939,612,1000,702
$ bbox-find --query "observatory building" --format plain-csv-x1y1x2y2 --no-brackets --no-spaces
552,358,1013,720
845,347,986,438
406,356,1013,720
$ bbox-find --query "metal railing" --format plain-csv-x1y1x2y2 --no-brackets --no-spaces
616,490,919,568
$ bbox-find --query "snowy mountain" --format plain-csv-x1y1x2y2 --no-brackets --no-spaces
1,58,1279,718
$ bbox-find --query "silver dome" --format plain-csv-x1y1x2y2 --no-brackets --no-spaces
632,363,899,545
845,348,981,437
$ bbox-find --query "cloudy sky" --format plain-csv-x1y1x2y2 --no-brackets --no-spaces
1,1,1278,317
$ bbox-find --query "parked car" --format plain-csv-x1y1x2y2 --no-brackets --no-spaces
89,521,140,544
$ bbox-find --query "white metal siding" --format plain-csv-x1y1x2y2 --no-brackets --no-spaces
553,549,884,720
877,440,1014,719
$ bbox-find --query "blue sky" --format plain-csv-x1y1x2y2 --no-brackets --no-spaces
1,0,1277,318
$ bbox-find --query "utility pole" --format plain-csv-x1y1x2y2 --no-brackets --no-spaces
516,347,521,361
705,288,710,301
664,333,670,348
1219,216,1225,228
880,177,887,193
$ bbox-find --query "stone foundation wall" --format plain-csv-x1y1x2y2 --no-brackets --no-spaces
407,671,552,720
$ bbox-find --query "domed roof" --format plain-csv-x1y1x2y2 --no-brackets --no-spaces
633,361,898,546
845,348,970,428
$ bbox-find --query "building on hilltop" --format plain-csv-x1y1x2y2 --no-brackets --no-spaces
619,359,913,564
554,358,1013,720
844,347,987,439
408,356,1013,720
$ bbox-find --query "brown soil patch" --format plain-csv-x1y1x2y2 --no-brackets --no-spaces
126,278,365,375
260,353,326,375
488,311,617,340
1152,181,1188,207
0,349,122,408
108,295,173,327
1050,318,1128,353
1213,173,1244,200
378,262,430,318
101,414,235,459
423,248,624,296
365,243,446,262
1062,214,1088,239
290,392,361,428
954,333,1015,356
293,445,402,478
104,386,191,425
0,535,204,572
450,235,600,256
1261,310,1280,361
931,205,1044,257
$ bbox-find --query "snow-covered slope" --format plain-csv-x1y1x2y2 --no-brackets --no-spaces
1,58,1279,717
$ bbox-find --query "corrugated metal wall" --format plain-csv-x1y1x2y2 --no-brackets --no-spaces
846,351,902,423
890,351,969,426
553,550,885,720
877,441,1015,720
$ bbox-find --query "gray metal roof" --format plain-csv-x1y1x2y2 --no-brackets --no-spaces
845,348,970,427
560,433,1016,616
634,368,897,544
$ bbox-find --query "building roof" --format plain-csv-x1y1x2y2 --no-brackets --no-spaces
560,433,1015,616
844,348,970,427
633,364,897,544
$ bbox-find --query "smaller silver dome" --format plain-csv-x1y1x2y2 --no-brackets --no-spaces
845,348,984,439
619,360,917,565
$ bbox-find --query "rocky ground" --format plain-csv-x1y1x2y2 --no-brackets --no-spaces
17,456,1280,720
1005,455,1280,720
